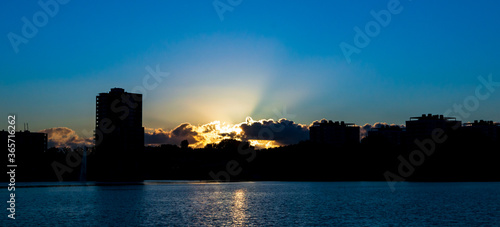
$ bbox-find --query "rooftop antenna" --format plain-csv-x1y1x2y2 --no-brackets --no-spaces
27,123,29,131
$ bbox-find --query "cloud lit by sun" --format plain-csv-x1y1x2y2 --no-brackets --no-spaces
247,140,281,149
190,119,284,149
143,117,309,149
193,120,245,148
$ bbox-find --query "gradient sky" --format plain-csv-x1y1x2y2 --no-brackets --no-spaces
1,0,499,139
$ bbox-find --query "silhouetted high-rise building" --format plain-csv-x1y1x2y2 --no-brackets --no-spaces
405,114,461,144
310,120,360,145
92,88,144,181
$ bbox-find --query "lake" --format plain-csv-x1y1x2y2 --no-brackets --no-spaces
3,181,500,226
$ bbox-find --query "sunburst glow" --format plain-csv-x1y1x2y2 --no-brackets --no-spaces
192,120,245,148
248,140,281,149
143,116,309,149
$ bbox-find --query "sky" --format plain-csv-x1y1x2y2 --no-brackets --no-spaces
1,0,499,148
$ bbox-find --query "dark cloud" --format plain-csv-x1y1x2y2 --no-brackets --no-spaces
144,123,200,147
360,122,405,139
239,118,309,145
143,128,169,145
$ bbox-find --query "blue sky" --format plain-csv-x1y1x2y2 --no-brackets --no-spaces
1,0,499,137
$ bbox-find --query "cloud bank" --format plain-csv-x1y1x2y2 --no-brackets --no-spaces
40,119,408,149
239,117,309,145
144,117,309,149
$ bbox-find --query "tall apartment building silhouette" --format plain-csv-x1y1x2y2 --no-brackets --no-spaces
92,88,144,181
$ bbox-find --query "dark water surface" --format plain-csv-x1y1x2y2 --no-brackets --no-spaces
3,181,499,226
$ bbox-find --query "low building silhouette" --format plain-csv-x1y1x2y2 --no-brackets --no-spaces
368,125,404,145
1,130,47,181
463,120,499,141
405,114,461,144
310,120,360,145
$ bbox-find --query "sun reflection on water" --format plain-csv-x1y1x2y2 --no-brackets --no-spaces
231,189,248,225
